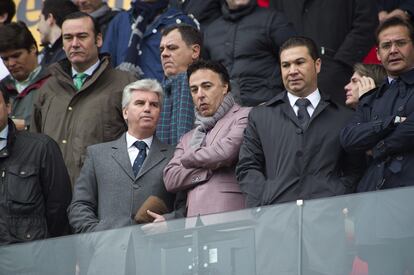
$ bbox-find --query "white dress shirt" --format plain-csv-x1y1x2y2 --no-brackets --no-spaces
287,89,321,117
71,59,100,78
126,132,153,166
0,125,9,151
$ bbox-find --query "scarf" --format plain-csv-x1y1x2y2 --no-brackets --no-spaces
117,0,168,78
90,3,111,19
189,93,235,148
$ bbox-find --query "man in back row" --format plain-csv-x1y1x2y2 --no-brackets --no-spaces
31,12,136,185
0,22,49,130
156,24,201,145
0,0,16,79
37,0,79,67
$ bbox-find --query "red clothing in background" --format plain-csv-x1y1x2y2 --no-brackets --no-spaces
257,0,269,7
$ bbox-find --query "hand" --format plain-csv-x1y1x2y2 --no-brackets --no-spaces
12,119,26,130
141,210,168,234
401,117,407,123
366,150,373,156
378,10,388,23
357,76,376,98
387,9,410,21
147,210,166,223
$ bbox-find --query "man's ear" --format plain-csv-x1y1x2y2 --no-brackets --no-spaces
191,44,201,60
47,13,56,26
95,33,103,48
0,12,9,24
6,103,11,115
315,58,322,74
376,47,382,63
122,107,128,120
29,44,37,55
223,83,229,95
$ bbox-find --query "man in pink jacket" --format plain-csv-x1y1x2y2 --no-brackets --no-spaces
162,60,251,217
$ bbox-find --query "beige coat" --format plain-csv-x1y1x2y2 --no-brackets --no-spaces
31,55,136,186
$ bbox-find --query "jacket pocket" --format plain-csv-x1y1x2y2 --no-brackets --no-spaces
7,165,41,215
9,216,47,242
219,183,243,194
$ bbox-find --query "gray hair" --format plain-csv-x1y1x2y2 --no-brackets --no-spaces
122,79,164,109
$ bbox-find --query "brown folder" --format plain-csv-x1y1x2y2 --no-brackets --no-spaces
134,195,169,224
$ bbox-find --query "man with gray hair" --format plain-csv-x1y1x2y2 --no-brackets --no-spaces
68,79,175,233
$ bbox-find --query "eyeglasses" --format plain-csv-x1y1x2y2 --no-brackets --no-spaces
379,39,412,51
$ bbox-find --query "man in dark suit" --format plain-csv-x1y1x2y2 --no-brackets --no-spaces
236,36,364,275
68,79,175,233
340,17,414,274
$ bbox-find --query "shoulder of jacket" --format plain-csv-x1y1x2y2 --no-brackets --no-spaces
17,131,57,147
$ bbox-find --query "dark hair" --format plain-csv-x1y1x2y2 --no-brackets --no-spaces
0,83,10,105
279,36,320,61
42,0,79,28
375,17,414,45
0,22,38,53
62,11,101,36
353,63,387,87
187,59,231,92
0,0,16,25
162,24,203,48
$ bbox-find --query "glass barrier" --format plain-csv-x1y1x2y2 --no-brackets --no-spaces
1,186,413,275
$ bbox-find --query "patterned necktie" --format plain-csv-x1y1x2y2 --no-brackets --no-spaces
295,98,311,128
132,141,147,177
73,73,88,90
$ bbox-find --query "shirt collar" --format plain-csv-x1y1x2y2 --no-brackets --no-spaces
12,66,41,93
287,88,321,109
0,125,9,140
126,132,153,149
71,59,100,78
387,76,396,84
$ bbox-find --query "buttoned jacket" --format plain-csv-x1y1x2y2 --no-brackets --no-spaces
31,55,136,185
340,68,414,191
237,92,362,207
68,134,174,233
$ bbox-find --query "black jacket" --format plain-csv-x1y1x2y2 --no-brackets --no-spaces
236,92,363,207
0,120,72,245
270,0,378,104
340,69,414,192
170,0,222,27
39,38,66,68
204,1,296,106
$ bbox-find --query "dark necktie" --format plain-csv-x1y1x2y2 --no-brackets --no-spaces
133,141,147,177
295,98,311,128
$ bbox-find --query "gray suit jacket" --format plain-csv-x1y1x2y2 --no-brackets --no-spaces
68,133,175,233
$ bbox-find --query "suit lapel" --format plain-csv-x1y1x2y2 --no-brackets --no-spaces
136,137,166,180
309,99,328,125
207,105,239,144
111,133,135,181
279,94,303,129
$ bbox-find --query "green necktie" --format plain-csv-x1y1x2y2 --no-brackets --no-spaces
73,73,88,90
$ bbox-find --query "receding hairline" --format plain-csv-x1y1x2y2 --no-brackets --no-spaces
62,16,95,32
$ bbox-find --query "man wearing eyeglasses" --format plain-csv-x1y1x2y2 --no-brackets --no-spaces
341,16,414,192
340,17,414,275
